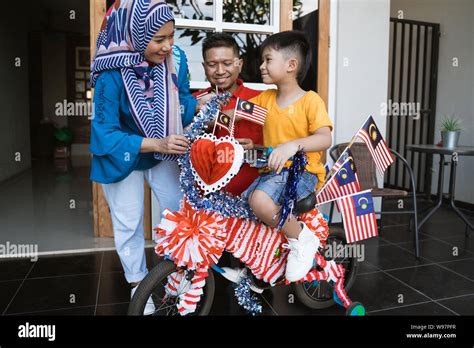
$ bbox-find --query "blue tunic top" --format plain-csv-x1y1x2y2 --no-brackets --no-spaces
90,46,197,184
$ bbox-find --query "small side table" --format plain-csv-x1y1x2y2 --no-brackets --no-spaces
406,144,474,235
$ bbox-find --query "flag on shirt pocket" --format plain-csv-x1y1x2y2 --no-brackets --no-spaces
336,190,378,243
235,98,268,126
356,116,394,175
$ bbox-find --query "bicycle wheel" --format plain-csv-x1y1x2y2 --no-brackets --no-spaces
294,227,359,309
127,260,215,316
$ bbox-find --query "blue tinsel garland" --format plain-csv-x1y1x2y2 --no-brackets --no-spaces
233,276,263,316
277,151,308,229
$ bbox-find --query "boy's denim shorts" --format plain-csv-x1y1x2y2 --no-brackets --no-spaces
242,170,318,206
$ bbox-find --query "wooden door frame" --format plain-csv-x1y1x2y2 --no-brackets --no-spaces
317,0,330,107
90,0,109,238
90,0,330,238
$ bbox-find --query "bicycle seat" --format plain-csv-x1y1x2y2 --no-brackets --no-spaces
293,192,316,215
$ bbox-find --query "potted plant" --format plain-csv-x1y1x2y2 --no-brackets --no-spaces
53,126,73,159
440,115,462,149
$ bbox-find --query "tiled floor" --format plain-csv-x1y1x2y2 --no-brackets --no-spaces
0,159,115,253
1,203,473,316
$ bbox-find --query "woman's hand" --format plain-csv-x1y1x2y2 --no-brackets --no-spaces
268,142,299,174
236,138,254,150
155,135,190,154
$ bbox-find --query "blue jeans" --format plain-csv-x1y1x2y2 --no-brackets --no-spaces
102,160,182,283
242,170,318,206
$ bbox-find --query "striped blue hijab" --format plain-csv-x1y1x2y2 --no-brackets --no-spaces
91,0,182,161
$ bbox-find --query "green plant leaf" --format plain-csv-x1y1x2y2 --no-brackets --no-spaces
440,115,463,131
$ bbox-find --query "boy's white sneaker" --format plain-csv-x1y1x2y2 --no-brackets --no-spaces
131,285,156,315
284,222,320,282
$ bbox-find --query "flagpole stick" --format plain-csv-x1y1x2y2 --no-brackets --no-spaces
230,108,236,138
229,98,238,138
315,188,372,207
211,86,219,135
211,111,219,135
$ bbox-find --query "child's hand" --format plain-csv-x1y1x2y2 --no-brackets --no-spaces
268,142,299,174
236,138,254,150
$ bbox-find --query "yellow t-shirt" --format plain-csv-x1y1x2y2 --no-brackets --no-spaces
250,89,333,186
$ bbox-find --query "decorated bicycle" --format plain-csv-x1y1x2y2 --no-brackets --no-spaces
128,93,394,316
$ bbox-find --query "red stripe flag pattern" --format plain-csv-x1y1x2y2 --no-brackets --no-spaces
316,158,361,205
235,98,268,126
336,190,378,243
356,116,394,175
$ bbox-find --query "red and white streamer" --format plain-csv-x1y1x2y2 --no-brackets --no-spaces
156,205,352,314
155,200,227,270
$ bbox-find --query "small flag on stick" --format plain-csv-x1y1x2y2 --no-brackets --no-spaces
235,98,268,126
216,111,232,134
316,157,361,205
356,116,394,175
336,189,378,243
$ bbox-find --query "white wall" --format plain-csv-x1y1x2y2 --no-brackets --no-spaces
326,0,391,221
390,0,474,204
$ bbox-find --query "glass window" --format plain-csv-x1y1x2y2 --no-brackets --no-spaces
292,0,316,21
172,0,279,87
166,0,214,20
223,0,271,25
175,28,213,81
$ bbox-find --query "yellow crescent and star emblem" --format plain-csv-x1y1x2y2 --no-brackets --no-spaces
369,123,377,142
339,167,348,180
240,100,252,111
219,112,230,124
348,155,355,170
358,196,369,210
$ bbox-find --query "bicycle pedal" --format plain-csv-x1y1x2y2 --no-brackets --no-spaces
250,275,272,292
249,283,264,294
221,267,246,284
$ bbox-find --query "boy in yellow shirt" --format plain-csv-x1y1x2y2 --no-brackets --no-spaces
242,31,333,282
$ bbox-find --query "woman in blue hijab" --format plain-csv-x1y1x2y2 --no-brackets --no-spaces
89,0,200,314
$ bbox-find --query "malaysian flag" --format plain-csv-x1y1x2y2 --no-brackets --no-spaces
332,147,355,173
316,157,361,205
215,111,231,134
356,116,394,175
235,98,268,126
336,190,378,243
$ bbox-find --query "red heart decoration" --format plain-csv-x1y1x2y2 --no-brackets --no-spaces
190,139,235,185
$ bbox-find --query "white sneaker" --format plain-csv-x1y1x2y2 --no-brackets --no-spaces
284,222,320,282
221,267,264,294
131,285,156,315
